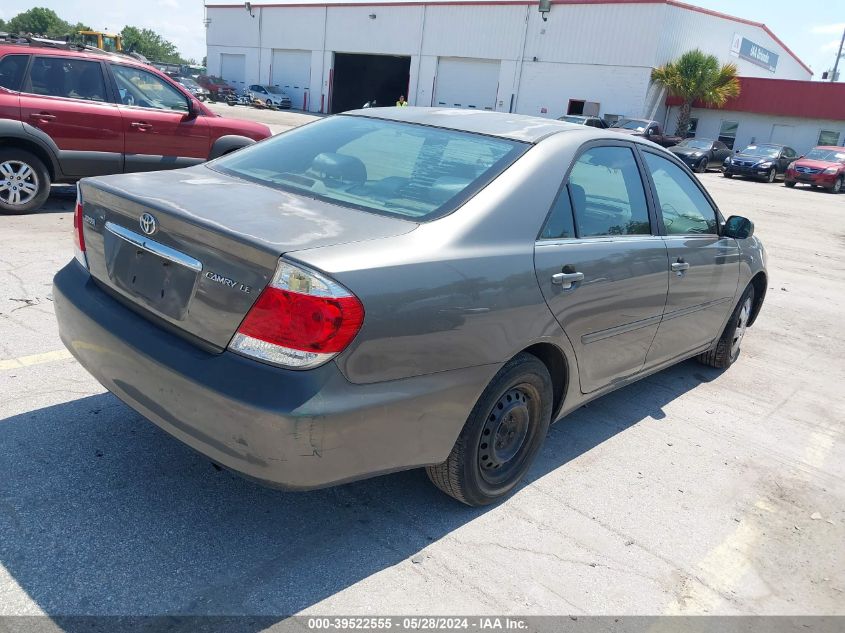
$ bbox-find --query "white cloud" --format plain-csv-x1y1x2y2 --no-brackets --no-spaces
811,23,845,35
821,38,843,52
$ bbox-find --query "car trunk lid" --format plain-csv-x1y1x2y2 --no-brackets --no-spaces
79,165,415,350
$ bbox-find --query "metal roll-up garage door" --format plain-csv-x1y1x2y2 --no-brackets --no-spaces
434,58,499,111
220,53,246,93
271,49,312,111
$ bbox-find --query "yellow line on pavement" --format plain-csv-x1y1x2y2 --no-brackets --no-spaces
0,349,73,371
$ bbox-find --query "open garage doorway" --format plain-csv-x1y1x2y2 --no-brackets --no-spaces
331,53,410,113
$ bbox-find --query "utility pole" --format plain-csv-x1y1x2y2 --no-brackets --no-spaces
832,25,845,82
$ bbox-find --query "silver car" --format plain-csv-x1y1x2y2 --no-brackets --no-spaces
249,84,292,109
54,109,766,506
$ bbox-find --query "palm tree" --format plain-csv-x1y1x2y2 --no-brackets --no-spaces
651,50,741,138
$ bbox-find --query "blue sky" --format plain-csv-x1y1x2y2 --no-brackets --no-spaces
1,0,841,77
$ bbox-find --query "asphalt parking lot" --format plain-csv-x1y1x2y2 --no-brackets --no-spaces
0,115,843,618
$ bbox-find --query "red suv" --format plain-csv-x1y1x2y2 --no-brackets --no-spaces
0,40,272,214
784,146,845,193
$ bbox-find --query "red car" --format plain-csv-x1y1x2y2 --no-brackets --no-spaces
195,75,236,102
0,39,271,214
784,146,845,193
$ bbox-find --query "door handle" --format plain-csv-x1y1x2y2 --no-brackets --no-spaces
29,112,55,121
551,271,584,289
130,122,152,131
671,261,690,274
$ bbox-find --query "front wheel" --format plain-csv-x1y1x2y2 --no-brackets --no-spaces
426,353,553,506
697,285,755,369
765,168,776,183
829,176,843,193
723,171,733,178
785,181,796,188
695,157,707,173
0,149,51,215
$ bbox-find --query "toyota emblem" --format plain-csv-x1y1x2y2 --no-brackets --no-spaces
139,212,157,236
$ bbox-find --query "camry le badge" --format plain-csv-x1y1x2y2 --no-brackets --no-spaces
139,212,157,236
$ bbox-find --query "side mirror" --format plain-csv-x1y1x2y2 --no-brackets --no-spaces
722,215,754,239
185,98,198,119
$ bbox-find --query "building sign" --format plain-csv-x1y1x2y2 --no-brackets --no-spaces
731,34,779,73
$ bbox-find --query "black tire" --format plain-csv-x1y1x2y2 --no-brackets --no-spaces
765,168,776,183
227,99,236,107
0,148,51,215
723,172,733,178
695,157,707,173
697,285,755,369
829,176,843,193
426,353,553,506
785,181,796,188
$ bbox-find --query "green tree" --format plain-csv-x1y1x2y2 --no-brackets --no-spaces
120,26,182,63
5,7,89,39
0,18,7,31
651,49,741,138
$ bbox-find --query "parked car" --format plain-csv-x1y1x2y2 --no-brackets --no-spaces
175,75,210,102
557,114,607,129
783,145,845,193
0,41,272,213
54,109,766,506
610,118,682,147
249,84,292,109
668,137,733,173
722,143,797,183
196,74,235,102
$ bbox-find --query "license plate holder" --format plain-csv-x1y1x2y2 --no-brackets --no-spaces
103,223,201,321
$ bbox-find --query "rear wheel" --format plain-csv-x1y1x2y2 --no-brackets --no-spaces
426,353,553,506
829,176,843,193
765,168,776,183
697,285,755,369
0,149,51,215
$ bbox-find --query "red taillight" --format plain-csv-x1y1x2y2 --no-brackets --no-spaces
229,259,364,369
73,185,88,269
239,287,364,354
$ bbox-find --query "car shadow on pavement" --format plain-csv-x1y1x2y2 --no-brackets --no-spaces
0,360,719,620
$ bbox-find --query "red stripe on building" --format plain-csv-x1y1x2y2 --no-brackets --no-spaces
666,77,845,122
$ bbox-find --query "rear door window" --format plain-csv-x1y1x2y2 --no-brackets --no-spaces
0,54,29,91
27,56,107,102
567,146,651,237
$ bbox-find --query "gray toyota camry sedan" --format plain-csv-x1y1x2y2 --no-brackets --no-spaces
53,108,767,506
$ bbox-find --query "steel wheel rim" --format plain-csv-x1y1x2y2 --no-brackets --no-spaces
478,385,534,485
0,160,39,206
731,296,752,358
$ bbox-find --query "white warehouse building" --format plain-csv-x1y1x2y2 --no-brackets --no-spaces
204,0,813,120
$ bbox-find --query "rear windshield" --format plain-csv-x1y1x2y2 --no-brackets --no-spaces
806,148,845,162
212,115,527,221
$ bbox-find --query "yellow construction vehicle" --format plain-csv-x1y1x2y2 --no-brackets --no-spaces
78,30,122,52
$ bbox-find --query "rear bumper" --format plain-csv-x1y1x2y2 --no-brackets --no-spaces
53,262,493,490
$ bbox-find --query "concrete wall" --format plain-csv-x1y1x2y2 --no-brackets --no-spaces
666,107,845,155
